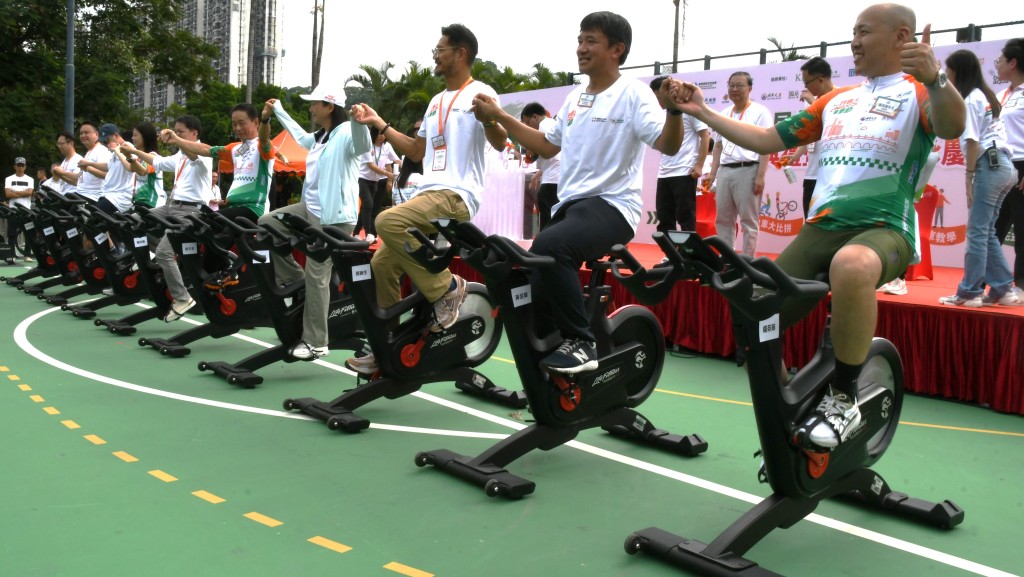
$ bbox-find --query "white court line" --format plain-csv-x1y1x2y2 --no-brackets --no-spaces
12,306,1017,577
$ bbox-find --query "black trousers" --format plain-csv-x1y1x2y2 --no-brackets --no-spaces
530,197,634,342
536,183,558,231
995,160,1024,283
355,178,376,236
655,175,698,232
802,178,816,219
370,178,390,230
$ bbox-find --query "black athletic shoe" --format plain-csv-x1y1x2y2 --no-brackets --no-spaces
541,338,599,374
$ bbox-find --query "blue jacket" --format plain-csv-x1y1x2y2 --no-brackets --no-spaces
273,101,371,225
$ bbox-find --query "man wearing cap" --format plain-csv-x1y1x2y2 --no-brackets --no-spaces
121,115,213,322
4,157,34,262
347,23,509,375
50,131,83,196
257,82,371,359
74,121,112,202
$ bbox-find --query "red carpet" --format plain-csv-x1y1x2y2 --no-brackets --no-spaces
451,242,1024,415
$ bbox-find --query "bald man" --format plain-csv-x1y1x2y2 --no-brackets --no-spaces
673,3,965,449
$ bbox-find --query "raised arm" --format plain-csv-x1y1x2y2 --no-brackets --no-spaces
674,84,786,154
350,103,426,162
160,129,213,157
901,24,965,139
471,94,560,159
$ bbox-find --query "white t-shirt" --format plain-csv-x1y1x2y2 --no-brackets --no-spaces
961,88,1010,158
152,148,213,204
416,79,500,217
658,113,709,177
535,117,561,185
4,173,34,208
996,84,1024,161
546,76,665,230
358,142,400,181
716,101,773,164
77,144,112,201
101,154,135,211
57,153,82,195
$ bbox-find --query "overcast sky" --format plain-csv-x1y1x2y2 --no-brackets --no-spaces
277,1,1024,91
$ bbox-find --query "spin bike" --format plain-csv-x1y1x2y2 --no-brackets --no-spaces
1,201,60,287
196,213,366,387
135,207,263,357
411,220,707,499
620,231,964,577
283,224,524,432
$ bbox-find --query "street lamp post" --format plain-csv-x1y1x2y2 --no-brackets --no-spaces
673,0,680,73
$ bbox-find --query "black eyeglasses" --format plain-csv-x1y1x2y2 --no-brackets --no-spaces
802,76,822,87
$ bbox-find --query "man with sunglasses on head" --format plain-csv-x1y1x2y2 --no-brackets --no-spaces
347,23,508,376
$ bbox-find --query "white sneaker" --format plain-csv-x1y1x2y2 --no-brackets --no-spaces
807,389,861,448
364,233,376,245
163,297,196,322
938,294,984,308
290,342,328,360
346,352,378,376
881,278,907,295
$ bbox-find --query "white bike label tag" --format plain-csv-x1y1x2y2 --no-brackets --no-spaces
94,232,108,244
134,236,148,248
352,264,371,282
181,242,198,255
254,249,270,263
511,285,532,308
66,227,79,238
43,226,55,236
24,222,35,230
759,314,780,343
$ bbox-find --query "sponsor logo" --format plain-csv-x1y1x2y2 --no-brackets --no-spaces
704,97,717,105
328,304,356,319
471,319,483,336
881,395,892,420
635,350,646,369
761,92,782,101
788,91,801,100
244,293,262,303
770,75,787,83
849,68,857,76
426,104,439,117
567,109,576,126
591,367,621,386
430,333,458,349
697,80,717,90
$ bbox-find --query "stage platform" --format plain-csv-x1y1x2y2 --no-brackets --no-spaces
447,242,1024,416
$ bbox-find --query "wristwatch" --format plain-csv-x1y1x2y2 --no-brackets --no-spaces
927,70,947,89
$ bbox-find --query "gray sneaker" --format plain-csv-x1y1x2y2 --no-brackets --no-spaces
807,389,861,448
431,275,467,333
981,287,1024,307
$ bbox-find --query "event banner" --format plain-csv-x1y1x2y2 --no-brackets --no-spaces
498,39,1012,268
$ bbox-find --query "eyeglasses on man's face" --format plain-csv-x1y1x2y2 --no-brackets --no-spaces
802,76,822,87
727,83,750,90
431,46,457,57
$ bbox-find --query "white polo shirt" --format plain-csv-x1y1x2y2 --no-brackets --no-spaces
997,84,1024,161
716,100,773,164
152,148,214,204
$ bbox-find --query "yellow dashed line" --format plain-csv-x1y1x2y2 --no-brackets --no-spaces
308,536,352,554
84,434,107,445
43,407,60,415
0,366,9,371
18,384,31,391
113,451,138,463
29,395,44,403
192,490,225,504
244,512,283,527
655,387,753,406
7,374,20,380
901,421,1024,438
148,470,178,483
492,355,515,365
61,420,80,429
384,562,434,577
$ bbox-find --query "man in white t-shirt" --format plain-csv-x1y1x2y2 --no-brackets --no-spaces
706,71,772,256
354,129,401,243
649,76,709,234
472,11,686,373
50,130,83,196
348,23,509,375
73,121,112,202
780,57,835,217
4,157,34,261
520,102,561,231
92,124,136,214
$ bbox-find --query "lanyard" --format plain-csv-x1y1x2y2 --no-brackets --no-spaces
1000,85,1020,107
437,76,474,140
173,154,188,187
730,102,751,122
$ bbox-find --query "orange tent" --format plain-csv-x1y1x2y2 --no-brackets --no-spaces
271,130,308,175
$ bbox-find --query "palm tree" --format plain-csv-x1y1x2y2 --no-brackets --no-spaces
766,37,810,62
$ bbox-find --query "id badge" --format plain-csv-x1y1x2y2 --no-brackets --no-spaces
722,141,736,156
578,93,596,108
431,134,446,148
869,96,901,118
432,147,448,171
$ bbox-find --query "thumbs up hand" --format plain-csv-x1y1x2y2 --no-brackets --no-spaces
900,23,941,85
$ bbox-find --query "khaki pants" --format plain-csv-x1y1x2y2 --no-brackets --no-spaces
371,189,470,308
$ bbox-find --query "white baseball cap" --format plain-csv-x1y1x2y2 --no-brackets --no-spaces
300,82,345,105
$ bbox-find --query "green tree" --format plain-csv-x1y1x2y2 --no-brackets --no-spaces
0,0,218,170
766,37,810,62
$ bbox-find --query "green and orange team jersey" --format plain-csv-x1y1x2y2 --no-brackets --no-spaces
775,73,936,251
210,137,274,217
132,161,159,208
